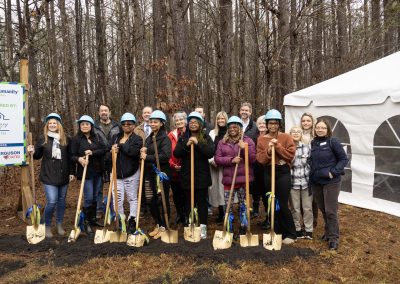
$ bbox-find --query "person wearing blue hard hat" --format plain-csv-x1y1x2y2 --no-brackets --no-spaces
71,115,107,234
94,104,121,219
109,112,142,233
27,113,74,238
174,111,215,239
140,110,172,239
256,109,297,245
215,115,256,239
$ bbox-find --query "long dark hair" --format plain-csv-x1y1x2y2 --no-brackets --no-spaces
77,123,96,138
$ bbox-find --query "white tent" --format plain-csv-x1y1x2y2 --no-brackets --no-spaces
284,51,400,217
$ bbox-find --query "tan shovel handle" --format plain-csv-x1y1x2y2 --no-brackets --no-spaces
111,148,119,229
135,158,145,230
244,143,251,232
102,169,114,227
190,143,195,225
28,133,37,223
152,135,170,230
270,144,276,234
74,154,89,228
222,132,245,233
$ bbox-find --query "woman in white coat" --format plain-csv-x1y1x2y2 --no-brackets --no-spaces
208,111,228,223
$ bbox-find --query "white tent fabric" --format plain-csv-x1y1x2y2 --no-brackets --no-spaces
284,52,400,217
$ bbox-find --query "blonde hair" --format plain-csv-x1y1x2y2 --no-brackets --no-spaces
213,111,228,136
43,119,67,146
300,113,315,133
256,115,265,128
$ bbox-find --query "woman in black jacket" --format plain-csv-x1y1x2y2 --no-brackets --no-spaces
140,110,172,239
71,115,107,234
174,112,215,239
309,118,348,250
27,113,74,238
110,113,142,233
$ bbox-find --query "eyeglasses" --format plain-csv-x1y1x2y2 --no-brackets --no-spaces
315,127,327,130
290,131,302,134
122,123,134,126
268,122,279,125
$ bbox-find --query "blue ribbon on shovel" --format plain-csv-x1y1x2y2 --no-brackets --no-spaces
78,210,85,231
133,228,150,244
239,204,248,227
227,212,234,233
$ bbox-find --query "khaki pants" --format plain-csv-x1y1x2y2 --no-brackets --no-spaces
290,188,313,232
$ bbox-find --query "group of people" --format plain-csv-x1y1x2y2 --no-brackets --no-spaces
27,102,348,250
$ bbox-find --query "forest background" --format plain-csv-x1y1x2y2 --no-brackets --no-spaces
0,0,399,136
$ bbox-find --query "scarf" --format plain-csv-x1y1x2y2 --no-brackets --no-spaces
214,126,227,148
48,131,61,160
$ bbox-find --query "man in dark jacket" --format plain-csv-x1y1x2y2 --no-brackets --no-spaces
94,103,120,217
239,102,258,143
195,106,211,135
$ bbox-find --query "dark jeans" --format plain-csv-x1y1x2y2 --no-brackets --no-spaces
84,172,103,208
312,182,341,244
146,175,170,227
170,180,187,218
184,187,208,225
263,164,297,239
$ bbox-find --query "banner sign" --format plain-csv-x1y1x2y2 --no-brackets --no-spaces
0,83,26,166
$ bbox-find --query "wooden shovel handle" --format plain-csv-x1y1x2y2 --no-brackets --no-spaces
152,135,170,230
74,154,89,228
190,143,195,223
135,158,145,230
28,133,36,202
270,144,276,234
244,143,251,232
111,148,119,229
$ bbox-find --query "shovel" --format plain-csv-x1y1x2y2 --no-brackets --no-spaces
240,143,259,247
109,149,128,242
127,158,149,247
26,133,45,244
153,135,178,243
68,154,89,242
263,144,282,250
184,144,201,242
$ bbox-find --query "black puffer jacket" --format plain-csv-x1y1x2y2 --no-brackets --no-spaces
144,129,172,178
110,133,142,179
71,133,107,179
174,132,215,189
244,119,258,144
33,135,73,186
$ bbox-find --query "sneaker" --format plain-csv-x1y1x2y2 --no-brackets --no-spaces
329,242,338,250
305,232,313,240
200,224,207,239
282,237,296,245
296,230,305,239
149,225,159,237
208,207,213,216
153,226,165,239
56,223,65,236
45,226,53,238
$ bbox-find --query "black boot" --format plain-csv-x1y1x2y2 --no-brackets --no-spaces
89,204,103,227
216,206,224,224
128,217,136,234
83,207,93,236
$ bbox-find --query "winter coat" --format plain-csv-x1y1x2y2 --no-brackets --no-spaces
70,132,107,179
173,132,215,189
309,136,348,185
291,142,311,190
214,136,256,186
256,132,296,166
110,133,142,179
244,119,258,144
144,129,172,178
33,135,73,186
168,129,185,181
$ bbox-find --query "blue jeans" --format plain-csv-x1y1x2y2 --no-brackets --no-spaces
44,184,68,226
84,173,103,208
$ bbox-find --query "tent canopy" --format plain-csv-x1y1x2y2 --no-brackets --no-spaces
284,51,400,107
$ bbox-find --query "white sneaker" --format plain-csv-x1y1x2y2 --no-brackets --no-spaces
153,226,166,239
282,237,296,245
200,224,207,239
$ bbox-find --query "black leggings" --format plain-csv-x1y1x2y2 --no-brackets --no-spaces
145,175,170,227
184,187,208,225
170,180,187,218
263,164,296,239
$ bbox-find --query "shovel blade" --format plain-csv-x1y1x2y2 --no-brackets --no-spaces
26,224,45,244
160,229,178,244
68,228,81,243
183,225,201,243
127,234,146,247
94,229,111,244
263,232,282,251
239,232,260,247
109,231,128,243
212,230,233,250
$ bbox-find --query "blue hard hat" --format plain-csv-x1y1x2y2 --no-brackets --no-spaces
227,116,243,127
265,109,282,120
77,115,95,125
187,111,204,123
149,110,167,122
120,112,136,123
45,113,62,123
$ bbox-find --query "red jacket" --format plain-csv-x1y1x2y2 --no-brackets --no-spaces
168,128,185,181
214,136,256,187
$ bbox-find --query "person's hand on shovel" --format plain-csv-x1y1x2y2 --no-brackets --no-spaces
268,139,278,155
140,147,147,160
78,156,88,167
27,144,35,154
238,140,246,149
186,137,198,146
232,156,241,164
111,144,119,154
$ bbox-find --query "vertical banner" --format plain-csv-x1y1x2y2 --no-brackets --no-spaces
0,83,26,166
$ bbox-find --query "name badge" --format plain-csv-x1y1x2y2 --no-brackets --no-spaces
320,142,327,146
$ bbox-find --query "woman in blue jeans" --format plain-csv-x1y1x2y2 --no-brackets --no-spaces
71,115,107,235
28,113,74,238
